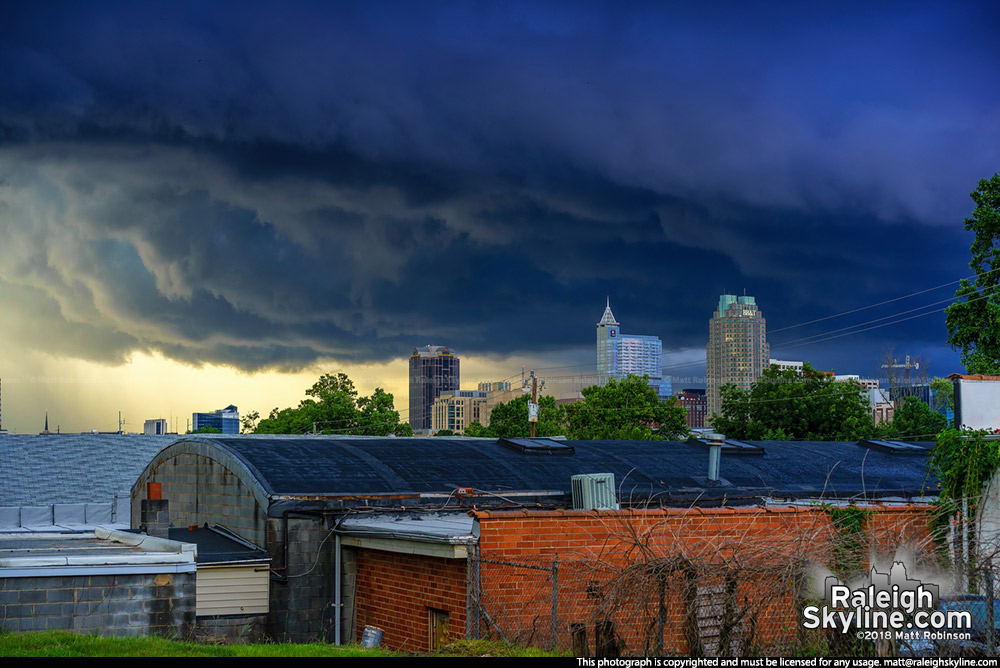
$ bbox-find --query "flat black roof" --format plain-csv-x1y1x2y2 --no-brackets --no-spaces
188,436,936,507
168,525,270,565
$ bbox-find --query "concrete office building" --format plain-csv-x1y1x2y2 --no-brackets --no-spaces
144,418,169,435
769,359,804,373
408,346,460,432
707,294,770,421
431,390,487,434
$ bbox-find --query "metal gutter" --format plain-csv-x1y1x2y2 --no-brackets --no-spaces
334,527,477,545
0,563,197,577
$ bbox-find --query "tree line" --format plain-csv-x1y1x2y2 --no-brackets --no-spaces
240,372,413,436
236,364,953,442
463,374,689,440
240,372,689,440
711,362,949,442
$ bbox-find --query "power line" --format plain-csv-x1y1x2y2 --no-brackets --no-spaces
768,268,1000,334
654,277,999,374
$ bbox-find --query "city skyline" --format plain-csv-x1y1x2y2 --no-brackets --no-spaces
0,287,959,434
0,1,993,431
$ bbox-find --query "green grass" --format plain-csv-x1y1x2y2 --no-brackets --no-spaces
0,631,566,657
436,639,567,657
0,630,402,657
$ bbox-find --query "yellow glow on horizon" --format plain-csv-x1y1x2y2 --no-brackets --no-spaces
0,349,560,434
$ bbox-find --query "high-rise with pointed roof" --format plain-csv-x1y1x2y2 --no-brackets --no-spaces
706,294,770,422
596,299,669,398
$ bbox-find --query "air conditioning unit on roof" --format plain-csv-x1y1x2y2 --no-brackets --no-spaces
571,473,617,510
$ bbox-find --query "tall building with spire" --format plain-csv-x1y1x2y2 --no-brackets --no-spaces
706,294,770,422
596,299,669,398
408,345,460,432
40,410,54,435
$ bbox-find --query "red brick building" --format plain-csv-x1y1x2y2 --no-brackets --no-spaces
675,389,707,429
133,435,938,654
346,503,933,654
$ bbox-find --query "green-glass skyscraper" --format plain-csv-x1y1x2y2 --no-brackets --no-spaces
706,294,769,422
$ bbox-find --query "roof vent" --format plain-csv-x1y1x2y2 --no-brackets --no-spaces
687,435,765,456
571,473,617,510
498,438,575,455
706,432,723,483
857,440,928,456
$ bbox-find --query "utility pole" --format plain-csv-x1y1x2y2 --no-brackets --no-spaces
522,369,546,438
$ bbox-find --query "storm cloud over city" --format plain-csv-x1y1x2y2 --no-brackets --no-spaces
0,1,996,430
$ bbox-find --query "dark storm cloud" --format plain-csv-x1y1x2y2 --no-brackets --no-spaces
0,1,993,374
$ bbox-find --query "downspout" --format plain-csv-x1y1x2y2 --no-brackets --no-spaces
269,510,292,579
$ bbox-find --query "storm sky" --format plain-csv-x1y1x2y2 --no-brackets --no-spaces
0,1,996,432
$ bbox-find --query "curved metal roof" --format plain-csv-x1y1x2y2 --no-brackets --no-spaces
160,436,937,507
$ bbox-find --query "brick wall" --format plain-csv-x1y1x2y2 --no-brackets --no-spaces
354,548,467,653
0,571,196,636
472,504,933,655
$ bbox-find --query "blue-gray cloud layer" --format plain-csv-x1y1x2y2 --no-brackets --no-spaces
0,1,993,374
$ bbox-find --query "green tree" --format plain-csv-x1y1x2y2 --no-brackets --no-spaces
189,425,222,434
254,372,409,436
464,422,488,437
354,387,406,436
393,422,414,437
930,376,955,416
565,374,689,440
712,363,874,441
240,410,260,434
433,429,456,436
482,394,566,439
883,396,948,441
946,174,1000,374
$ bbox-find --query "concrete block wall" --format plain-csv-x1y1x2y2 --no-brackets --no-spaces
265,515,338,643
141,499,170,538
194,614,269,643
353,548,467,653
133,451,266,546
0,571,196,636
471,504,934,655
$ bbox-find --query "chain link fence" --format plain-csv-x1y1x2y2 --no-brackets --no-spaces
468,552,813,656
467,540,1000,657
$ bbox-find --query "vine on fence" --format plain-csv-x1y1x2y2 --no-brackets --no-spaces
826,505,873,578
929,428,1000,513
927,428,1000,587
